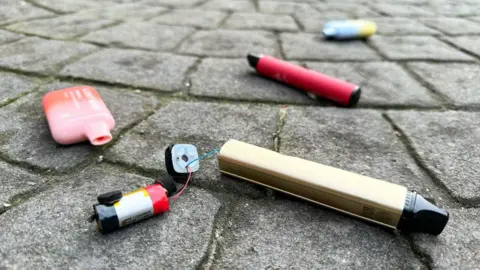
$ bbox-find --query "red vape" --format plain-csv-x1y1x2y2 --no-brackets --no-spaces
247,54,361,106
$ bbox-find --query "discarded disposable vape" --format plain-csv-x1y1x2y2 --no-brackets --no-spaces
323,20,376,40
247,54,361,107
89,144,200,233
218,139,449,235
43,86,115,146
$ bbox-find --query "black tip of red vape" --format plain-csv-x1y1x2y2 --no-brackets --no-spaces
247,53,260,69
348,86,361,107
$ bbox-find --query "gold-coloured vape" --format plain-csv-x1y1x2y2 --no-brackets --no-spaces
218,139,448,235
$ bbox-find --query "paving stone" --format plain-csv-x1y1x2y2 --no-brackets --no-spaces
215,199,423,269
84,3,169,20
281,33,380,60
426,3,479,16
258,1,310,15
142,0,204,8
0,37,98,75
407,62,480,106
60,48,196,91
82,22,194,51
420,18,480,35
0,81,159,172
151,10,227,28
412,208,480,269
0,72,41,105
280,107,440,200
372,4,433,17
190,58,314,104
0,166,221,269
6,13,116,40
313,3,380,17
293,7,352,33
224,12,298,31
0,161,47,210
198,0,255,12
0,30,24,45
443,36,480,58
387,110,480,204
178,30,277,57
106,101,278,196
468,16,480,23
33,0,115,13
367,18,440,35
305,62,439,106
370,36,474,61
0,0,53,25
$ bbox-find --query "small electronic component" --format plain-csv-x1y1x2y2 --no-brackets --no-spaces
89,144,219,233
323,20,376,40
218,139,449,235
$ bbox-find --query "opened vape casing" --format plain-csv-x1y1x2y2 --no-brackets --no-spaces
218,139,448,234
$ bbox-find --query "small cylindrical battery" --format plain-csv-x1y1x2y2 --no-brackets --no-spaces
323,20,376,40
248,54,361,106
93,184,169,233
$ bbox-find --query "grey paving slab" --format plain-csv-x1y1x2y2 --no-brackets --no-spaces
224,12,298,31
32,0,116,13
151,10,227,28
412,208,480,269
280,107,441,201
215,199,423,269
190,58,314,104
0,1,54,25
0,161,47,210
81,22,194,51
313,2,380,17
425,3,479,16
60,48,196,91
106,101,278,196
142,0,204,8
305,62,440,106
371,4,433,17
407,62,480,106
198,0,255,11
388,110,480,205
0,37,98,75
367,18,440,36
444,36,480,59
178,30,277,57
0,72,41,105
84,3,169,20
420,18,480,35
0,82,158,172
6,13,116,40
0,167,221,269
293,7,352,33
281,33,381,60
0,30,24,45
258,1,310,15
370,36,475,61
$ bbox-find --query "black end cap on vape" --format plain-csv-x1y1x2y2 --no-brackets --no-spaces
94,204,119,234
97,190,122,205
156,175,177,197
165,144,189,183
247,53,260,69
397,192,449,235
347,86,361,107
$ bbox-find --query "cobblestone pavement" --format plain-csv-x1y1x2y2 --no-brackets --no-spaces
0,0,479,269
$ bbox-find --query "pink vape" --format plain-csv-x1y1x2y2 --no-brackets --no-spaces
42,86,115,146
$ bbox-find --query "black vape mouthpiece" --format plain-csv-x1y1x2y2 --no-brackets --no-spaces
247,53,260,68
397,192,449,235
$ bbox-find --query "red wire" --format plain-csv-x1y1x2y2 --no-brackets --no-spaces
170,166,192,199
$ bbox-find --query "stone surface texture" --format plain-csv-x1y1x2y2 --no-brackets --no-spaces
0,0,478,268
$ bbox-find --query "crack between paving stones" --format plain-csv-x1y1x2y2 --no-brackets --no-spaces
437,36,480,62
382,113,464,207
184,57,204,95
291,14,305,32
273,106,287,152
172,29,198,54
406,235,434,270
0,76,53,109
197,198,233,270
217,11,233,28
398,62,456,108
274,31,286,59
23,0,67,14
